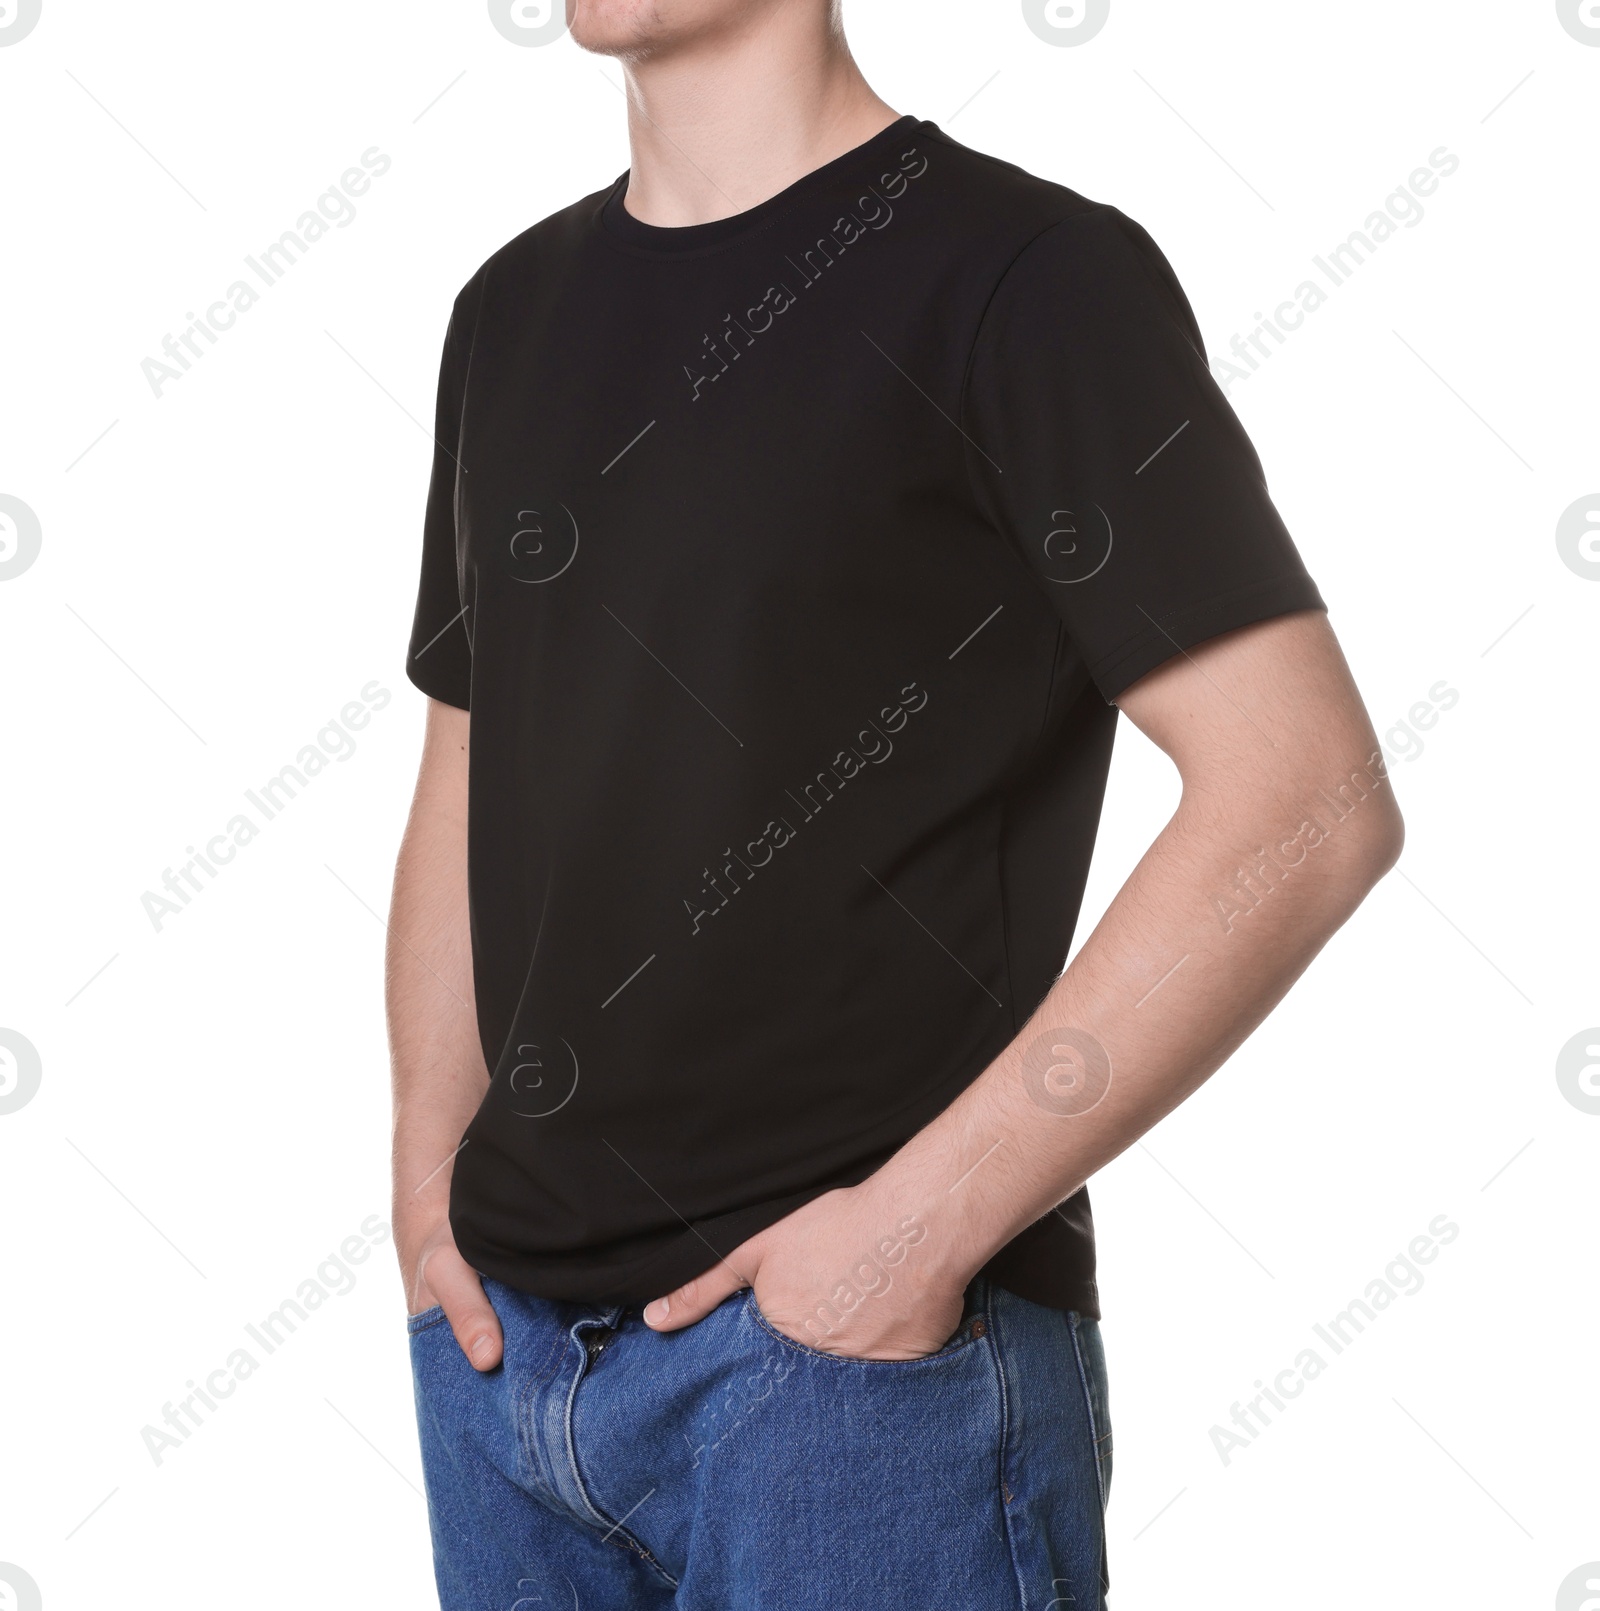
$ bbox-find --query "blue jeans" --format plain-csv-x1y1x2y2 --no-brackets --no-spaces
409,1276,1112,1609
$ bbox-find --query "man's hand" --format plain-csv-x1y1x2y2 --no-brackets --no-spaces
642,1184,970,1360
400,1215,505,1372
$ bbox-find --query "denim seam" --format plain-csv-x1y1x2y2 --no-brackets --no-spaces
1068,1313,1109,1515
511,1314,570,1497
512,1331,538,1496
561,1324,681,1589
986,1285,1034,1611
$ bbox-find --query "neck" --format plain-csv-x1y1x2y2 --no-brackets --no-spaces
614,6,898,228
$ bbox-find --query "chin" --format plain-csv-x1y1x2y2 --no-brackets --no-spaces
568,0,747,58
568,0,670,56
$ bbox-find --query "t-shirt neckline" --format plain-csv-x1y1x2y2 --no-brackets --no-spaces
597,114,930,258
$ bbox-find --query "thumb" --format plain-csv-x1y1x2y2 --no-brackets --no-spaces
422,1243,505,1372
643,1253,756,1332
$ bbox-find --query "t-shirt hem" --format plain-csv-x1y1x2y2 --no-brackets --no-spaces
455,1187,834,1310
462,1228,1103,1321
1091,575,1327,703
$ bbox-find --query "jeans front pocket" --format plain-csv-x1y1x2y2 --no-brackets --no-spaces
407,1303,448,1335
742,1281,988,1367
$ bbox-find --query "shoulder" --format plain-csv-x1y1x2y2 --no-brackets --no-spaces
927,157,1201,355
917,126,1182,292
446,180,621,318
916,124,1110,240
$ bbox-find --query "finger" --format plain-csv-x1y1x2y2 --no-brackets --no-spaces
421,1243,504,1371
642,1254,754,1332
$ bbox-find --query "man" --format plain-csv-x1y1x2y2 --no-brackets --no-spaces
388,2,1403,1606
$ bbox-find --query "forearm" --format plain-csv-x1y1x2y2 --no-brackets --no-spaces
866,699,1402,1289
385,703,487,1302
885,803,1391,1260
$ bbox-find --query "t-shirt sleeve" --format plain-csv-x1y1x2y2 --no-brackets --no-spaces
962,204,1325,702
404,273,484,710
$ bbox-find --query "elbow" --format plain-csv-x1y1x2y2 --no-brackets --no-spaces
1262,767,1406,915
1337,780,1406,902
1353,795,1405,895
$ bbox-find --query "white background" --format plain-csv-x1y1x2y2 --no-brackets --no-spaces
1,2,1595,1607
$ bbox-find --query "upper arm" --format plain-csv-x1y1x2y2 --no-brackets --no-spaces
405,276,485,713
963,207,1325,703
1115,610,1404,864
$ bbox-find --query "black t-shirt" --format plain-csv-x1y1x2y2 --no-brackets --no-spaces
405,115,1324,1319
